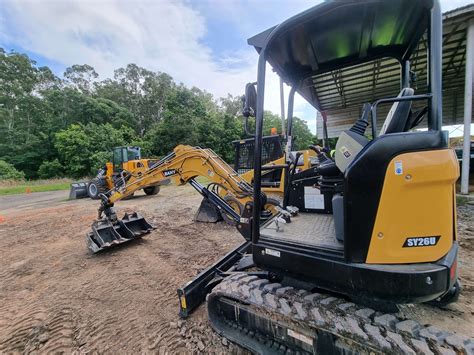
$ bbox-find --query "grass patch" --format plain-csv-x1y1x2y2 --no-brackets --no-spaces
0,178,74,196
456,195,469,206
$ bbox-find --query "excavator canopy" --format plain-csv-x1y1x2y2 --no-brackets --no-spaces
248,0,433,110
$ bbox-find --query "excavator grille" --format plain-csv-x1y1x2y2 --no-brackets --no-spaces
233,136,283,174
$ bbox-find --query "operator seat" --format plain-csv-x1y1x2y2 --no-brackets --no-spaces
378,87,415,135
330,87,415,242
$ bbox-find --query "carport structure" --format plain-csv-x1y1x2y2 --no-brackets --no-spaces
306,5,473,193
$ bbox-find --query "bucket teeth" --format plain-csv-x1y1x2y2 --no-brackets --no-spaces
86,212,155,253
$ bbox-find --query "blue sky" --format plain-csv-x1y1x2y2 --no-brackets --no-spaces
0,0,471,134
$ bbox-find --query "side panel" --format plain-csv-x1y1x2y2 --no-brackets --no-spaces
366,149,458,264
344,131,448,262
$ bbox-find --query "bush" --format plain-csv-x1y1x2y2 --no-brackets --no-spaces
89,151,112,175
37,159,64,179
0,160,25,180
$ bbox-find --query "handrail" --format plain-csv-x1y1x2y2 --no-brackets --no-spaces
370,94,432,138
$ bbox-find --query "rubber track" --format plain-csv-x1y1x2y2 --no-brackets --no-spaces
208,273,474,355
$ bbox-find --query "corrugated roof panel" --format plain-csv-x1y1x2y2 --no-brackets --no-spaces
316,6,474,138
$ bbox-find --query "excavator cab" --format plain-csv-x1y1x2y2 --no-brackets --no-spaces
112,146,141,173
234,136,285,190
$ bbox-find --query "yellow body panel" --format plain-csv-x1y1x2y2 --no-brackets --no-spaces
366,149,459,264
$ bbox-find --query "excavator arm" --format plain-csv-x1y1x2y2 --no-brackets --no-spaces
111,145,253,202
88,145,285,253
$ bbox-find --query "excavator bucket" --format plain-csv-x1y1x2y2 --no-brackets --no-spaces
87,212,154,253
69,182,88,199
194,198,223,223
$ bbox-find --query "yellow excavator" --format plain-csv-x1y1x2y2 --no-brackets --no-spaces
87,144,308,253
174,1,473,353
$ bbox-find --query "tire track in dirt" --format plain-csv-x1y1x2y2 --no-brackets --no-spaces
0,303,77,353
0,304,47,352
0,187,242,353
5,187,471,352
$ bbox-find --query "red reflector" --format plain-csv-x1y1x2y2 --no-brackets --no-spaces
450,259,457,280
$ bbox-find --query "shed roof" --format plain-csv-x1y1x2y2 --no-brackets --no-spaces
316,4,474,138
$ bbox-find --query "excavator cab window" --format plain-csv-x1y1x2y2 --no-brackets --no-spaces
126,147,141,161
113,147,124,172
112,146,141,173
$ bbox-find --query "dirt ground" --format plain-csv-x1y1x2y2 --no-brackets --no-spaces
0,185,472,353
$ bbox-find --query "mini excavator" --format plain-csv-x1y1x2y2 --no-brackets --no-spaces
176,0,471,353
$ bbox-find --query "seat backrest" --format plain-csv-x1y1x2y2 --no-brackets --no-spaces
379,88,414,135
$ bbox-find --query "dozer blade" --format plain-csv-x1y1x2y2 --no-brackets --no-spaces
194,198,223,223
87,212,154,253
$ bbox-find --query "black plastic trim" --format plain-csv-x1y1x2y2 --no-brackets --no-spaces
253,240,458,304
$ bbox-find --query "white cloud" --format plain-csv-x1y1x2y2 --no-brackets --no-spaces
0,0,469,137
0,0,256,98
0,0,316,127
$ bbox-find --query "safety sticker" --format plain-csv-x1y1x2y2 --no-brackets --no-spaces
304,186,324,209
340,146,351,158
394,161,403,175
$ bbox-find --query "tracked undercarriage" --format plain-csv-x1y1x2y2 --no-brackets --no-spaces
207,273,473,354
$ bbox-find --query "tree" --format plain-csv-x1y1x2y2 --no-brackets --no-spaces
0,49,59,177
54,123,142,177
64,64,98,94
54,124,92,178
0,160,25,180
38,159,64,179
0,49,316,180
290,117,316,151
96,64,174,136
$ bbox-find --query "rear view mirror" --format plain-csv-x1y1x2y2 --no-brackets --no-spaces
242,82,257,118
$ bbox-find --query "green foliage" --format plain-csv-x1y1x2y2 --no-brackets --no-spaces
54,123,140,177
37,159,63,179
0,160,25,180
64,64,98,94
0,48,316,180
89,151,112,174
37,159,64,179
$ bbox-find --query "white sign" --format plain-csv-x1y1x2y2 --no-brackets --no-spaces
287,329,314,345
304,186,325,209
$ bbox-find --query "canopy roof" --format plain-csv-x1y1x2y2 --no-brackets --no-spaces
248,1,474,137
248,0,433,107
